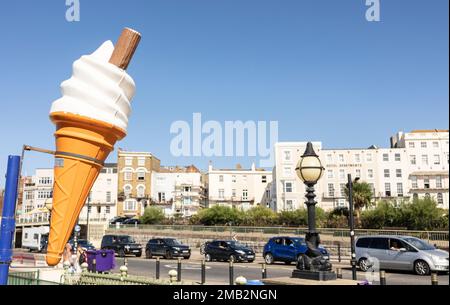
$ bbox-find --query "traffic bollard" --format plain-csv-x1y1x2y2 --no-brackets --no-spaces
431,273,438,286
177,257,182,282
235,276,247,285
156,257,160,280
169,270,177,284
120,265,128,280
201,259,206,285
380,270,386,286
229,261,234,285
336,268,342,279
337,243,341,263
262,263,267,279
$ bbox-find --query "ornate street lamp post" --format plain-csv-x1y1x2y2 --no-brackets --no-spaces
293,142,336,281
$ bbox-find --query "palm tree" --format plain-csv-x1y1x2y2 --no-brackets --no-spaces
345,180,373,227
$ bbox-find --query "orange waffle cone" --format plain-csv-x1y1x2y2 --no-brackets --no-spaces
45,112,126,266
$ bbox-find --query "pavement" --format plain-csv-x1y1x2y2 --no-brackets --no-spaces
114,249,450,286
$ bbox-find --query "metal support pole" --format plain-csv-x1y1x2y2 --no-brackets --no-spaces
156,257,160,280
0,156,21,285
348,174,357,281
201,259,206,285
86,197,90,241
262,263,267,279
229,261,234,285
337,242,341,263
177,257,182,282
92,258,97,273
379,270,386,286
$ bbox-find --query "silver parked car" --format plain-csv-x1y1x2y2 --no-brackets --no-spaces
356,235,449,275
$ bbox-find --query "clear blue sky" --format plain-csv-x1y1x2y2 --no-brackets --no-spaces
0,0,448,185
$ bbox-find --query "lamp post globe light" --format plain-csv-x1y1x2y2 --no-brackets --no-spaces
45,198,53,213
292,142,336,281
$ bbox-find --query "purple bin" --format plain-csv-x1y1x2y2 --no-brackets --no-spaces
86,250,116,273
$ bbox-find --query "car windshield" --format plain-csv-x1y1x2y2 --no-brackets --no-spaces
165,239,181,246
292,238,303,245
79,240,93,246
227,241,247,249
119,236,136,243
403,238,435,250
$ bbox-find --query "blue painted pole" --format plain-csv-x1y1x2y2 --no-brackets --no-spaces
0,156,21,285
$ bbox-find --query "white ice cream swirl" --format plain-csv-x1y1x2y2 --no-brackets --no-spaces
50,41,135,132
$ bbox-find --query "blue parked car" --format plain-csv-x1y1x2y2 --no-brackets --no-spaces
263,236,330,265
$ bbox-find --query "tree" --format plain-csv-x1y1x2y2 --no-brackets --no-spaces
326,207,350,228
243,206,277,226
398,198,447,230
278,208,326,227
195,205,244,226
140,206,165,224
361,200,401,229
345,180,373,227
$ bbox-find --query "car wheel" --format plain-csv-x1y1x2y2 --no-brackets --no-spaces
184,255,191,260
414,260,430,276
165,250,173,260
135,252,142,258
205,254,212,262
145,249,153,259
284,261,292,265
248,260,255,263
229,255,237,263
118,249,126,258
358,258,370,272
264,253,274,265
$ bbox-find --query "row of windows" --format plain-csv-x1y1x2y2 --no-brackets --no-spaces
38,177,52,185
411,176,444,189
37,190,52,199
123,170,146,181
124,157,147,166
412,193,445,205
218,189,249,200
123,185,146,198
408,141,448,149
87,191,113,203
87,206,111,214
410,154,448,166
217,175,268,184
327,183,376,197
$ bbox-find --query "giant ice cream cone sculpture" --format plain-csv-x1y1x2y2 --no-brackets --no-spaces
46,28,141,266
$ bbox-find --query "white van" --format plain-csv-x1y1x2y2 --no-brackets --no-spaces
22,226,50,252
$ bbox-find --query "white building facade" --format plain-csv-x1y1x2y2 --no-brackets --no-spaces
272,130,449,212
391,130,449,208
18,165,119,226
21,169,53,214
208,163,272,211
151,166,205,218
79,163,119,224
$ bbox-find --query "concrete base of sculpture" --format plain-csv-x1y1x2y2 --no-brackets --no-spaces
292,269,337,281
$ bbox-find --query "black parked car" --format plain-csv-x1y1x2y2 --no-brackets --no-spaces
101,235,142,257
145,238,191,259
109,216,130,225
203,240,255,263
122,218,141,225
